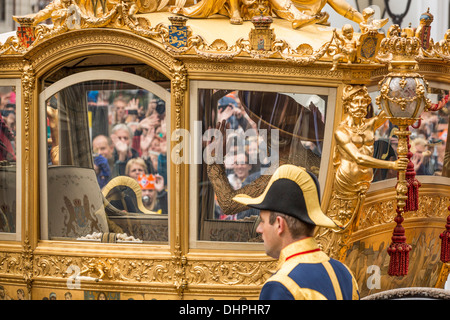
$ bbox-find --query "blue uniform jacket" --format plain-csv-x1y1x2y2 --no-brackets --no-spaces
260,237,359,300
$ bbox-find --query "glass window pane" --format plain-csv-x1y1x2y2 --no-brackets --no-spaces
197,89,328,242
0,85,17,235
372,86,450,180
45,79,168,243
410,87,449,177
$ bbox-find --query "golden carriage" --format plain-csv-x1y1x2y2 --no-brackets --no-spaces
0,0,449,300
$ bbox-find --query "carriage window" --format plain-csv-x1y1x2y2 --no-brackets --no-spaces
0,85,17,237
372,86,450,181
43,79,169,243
196,88,329,243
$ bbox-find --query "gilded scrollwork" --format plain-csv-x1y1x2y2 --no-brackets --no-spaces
29,253,278,293
33,255,174,283
170,58,188,297
186,260,277,286
161,14,335,65
432,29,450,60
169,0,363,29
21,238,34,296
0,252,22,275
0,35,26,55
12,1,167,48
356,198,396,231
4,0,350,68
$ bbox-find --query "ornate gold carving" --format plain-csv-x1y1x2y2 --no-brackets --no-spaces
186,259,276,286
0,240,35,299
415,8,434,51
5,1,341,66
356,198,396,231
170,60,187,119
25,29,173,76
21,61,34,161
317,85,408,258
330,85,406,225
34,255,173,283
249,14,275,51
29,252,277,294
318,192,449,295
330,24,359,71
172,237,187,296
359,7,388,34
0,35,27,56
347,194,450,232
0,252,22,275
327,15,386,71
161,16,335,65
13,1,168,48
21,238,33,298
169,0,363,29
170,60,188,297
185,59,344,80
21,61,35,282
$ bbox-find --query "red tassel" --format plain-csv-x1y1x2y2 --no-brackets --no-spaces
388,208,412,276
405,130,420,212
440,206,450,263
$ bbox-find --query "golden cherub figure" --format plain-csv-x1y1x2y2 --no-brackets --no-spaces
331,24,359,71
170,0,363,29
359,7,388,34
19,0,73,27
14,0,161,28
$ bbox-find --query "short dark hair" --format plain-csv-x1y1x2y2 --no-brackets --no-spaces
268,211,315,239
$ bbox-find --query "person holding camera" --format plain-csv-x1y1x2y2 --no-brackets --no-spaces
131,99,167,181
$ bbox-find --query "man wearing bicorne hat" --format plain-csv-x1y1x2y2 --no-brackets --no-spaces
233,164,359,300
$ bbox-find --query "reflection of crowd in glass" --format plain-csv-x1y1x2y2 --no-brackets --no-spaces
410,101,448,177
374,91,449,180
90,90,167,214
213,92,268,220
0,88,16,162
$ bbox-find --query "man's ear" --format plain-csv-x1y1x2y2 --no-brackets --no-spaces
276,216,287,236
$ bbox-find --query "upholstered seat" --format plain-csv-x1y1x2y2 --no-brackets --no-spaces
47,166,110,240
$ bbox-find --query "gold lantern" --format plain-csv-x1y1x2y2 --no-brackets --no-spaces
376,29,432,276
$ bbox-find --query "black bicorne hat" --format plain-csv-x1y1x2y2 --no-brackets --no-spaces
233,165,342,230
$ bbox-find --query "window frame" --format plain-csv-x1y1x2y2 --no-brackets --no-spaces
38,69,171,242
188,80,337,250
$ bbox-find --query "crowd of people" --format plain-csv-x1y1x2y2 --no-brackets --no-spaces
410,106,448,177
0,87,16,162
211,93,275,220
0,83,442,219
373,91,449,180
90,90,168,215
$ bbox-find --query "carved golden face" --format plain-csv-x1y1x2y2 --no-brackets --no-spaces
342,25,354,39
347,92,370,119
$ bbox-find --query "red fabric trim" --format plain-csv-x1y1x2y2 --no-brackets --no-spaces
286,248,320,261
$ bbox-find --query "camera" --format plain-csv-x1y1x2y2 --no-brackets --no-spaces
156,100,165,115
